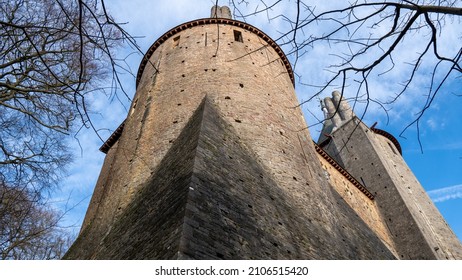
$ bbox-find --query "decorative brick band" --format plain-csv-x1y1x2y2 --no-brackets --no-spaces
99,120,126,154
313,142,375,200
136,18,295,88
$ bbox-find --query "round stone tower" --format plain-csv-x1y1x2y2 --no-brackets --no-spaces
65,6,396,259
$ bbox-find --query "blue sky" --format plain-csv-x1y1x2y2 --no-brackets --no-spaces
55,0,462,245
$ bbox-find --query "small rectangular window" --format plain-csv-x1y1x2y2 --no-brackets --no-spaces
173,36,180,48
233,30,243,43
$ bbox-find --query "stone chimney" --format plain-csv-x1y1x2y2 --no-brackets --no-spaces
318,91,355,143
211,5,232,19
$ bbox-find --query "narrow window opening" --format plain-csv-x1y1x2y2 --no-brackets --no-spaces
172,36,180,48
388,142,397,155
130,99,138,116
233,30,243,43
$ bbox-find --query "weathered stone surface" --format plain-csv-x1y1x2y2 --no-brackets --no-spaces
319,92,462,260
316,149,398,257
65,97,395,259
65,13,460,260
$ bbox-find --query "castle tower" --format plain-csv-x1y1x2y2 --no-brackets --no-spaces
64,6,399,259
318,91,462,259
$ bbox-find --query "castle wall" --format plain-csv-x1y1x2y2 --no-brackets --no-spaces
370,126,462,259
322,118,462,259
76,21,306,252
65,19,396,259
315,150,397,257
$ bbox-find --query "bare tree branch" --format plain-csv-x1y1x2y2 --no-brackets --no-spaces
0,0,139,259
229,1,460,140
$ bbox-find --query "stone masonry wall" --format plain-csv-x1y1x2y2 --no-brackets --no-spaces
66,96,396,259
65,20,397,259
322,118,462,259
316,151,398,257
369,125,462,259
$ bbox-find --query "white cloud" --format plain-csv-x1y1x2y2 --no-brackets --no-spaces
428,184,462,203
425,117,446,131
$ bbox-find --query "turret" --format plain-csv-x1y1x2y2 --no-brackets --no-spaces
318,91,462,259
64,7,396,260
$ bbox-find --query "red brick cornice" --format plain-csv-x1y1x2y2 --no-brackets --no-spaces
314,142,375,200
99,120,125,154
